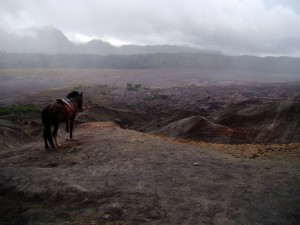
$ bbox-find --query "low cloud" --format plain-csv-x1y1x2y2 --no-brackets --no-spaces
1,0,300,56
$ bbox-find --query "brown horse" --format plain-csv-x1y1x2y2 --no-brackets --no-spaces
42,91,83,150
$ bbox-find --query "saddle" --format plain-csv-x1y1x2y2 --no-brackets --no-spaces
56,98,74,113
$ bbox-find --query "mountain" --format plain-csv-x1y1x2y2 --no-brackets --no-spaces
0,26,75,54
77,39,117,55
33,26,75,53
116,44,216,55
0,26,219,55
1,52,300,75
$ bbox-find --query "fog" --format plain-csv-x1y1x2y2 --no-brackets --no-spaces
1,0,300,56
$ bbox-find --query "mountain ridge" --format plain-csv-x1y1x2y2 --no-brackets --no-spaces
0,26,221,55
1,52,300,75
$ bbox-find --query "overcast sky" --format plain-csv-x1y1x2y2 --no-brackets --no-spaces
1,0,300,56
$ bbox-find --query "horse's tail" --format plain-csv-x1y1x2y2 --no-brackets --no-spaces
42,107,54,149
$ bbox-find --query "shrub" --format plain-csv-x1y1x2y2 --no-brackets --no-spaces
0,105,39,116
152,94,169,100
127,83,142,91
134,84,142,89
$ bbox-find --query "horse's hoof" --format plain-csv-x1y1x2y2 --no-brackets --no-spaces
45,147,53,152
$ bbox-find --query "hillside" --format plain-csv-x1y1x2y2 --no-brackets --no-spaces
1,79,299,147
0,122,299,225
1,53,300,75
152,96,300,144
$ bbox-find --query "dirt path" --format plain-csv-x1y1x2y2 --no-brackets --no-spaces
0,122,299,225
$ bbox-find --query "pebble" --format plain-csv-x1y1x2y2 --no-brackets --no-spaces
193,162,200,166
102,213,110,219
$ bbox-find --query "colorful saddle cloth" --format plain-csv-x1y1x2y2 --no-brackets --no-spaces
56,98,74,112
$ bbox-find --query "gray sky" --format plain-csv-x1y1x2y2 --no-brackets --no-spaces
1,0,300,56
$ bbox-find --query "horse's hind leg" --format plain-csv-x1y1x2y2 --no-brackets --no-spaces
43,122,55,149
43,129,50,150
47,129,56,149
53,122,61,147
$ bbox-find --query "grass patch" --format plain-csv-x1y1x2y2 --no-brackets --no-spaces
152,94,169,100
127,83,142,91
0,105,39,116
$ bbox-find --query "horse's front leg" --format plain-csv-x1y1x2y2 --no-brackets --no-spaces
69,118,74,140
66,120,69,133
65,120,70,140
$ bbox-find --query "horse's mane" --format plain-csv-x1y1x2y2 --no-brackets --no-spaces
67,91,80,99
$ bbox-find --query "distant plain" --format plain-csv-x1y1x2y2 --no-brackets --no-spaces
1,67,300,104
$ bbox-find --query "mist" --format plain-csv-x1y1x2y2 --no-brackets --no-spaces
1,0,300,56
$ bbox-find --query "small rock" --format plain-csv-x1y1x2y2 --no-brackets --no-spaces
102,213,110,219
250,153,258,159
193,162,200,166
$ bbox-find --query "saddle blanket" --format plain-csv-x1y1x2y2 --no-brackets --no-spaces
56,98,74,111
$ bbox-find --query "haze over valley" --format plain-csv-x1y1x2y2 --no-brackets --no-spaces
1,1,300,224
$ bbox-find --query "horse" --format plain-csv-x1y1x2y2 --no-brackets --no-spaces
42,91,83,150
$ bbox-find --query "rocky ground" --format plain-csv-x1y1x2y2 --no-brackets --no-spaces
0,69,300,224
76,83,300,144
0,122,299,225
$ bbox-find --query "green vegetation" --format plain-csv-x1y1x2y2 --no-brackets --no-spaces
0,105,39,116
127,83,142,91
72,84,91,90
152,94,169,100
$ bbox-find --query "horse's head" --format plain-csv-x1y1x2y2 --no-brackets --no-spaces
67,91,83,112
76,92,83,112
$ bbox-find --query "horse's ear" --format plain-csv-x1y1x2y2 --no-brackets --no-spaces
80,92,83,96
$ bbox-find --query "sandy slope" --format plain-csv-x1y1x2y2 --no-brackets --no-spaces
0,122,299,225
